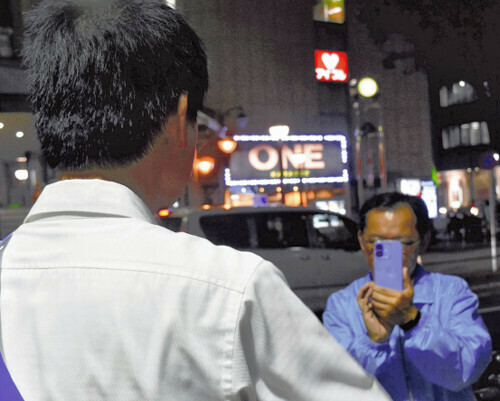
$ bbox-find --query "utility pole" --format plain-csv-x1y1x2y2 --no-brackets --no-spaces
351,77,386,206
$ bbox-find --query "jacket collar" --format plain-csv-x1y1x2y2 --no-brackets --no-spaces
412,264,435,304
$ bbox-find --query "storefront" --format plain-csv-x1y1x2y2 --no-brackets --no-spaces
224,133,350,212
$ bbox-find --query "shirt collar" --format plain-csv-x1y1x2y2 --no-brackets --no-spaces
25,179,155,224
412,264,435,304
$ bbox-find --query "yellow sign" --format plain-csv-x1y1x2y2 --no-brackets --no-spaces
313,0,345,24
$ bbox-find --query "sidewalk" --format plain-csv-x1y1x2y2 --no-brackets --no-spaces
422,239,500,278
427,238,492,253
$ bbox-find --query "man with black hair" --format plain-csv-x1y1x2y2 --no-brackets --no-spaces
323,192,492,400
0,1,391,399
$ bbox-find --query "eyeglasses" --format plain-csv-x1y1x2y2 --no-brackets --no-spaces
362,238,420,251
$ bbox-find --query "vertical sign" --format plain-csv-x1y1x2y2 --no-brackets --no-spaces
313,0,345,24
315,50,348,82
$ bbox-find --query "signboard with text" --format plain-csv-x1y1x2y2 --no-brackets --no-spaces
315,50,348,82
313,0,345,24
226,134,349,187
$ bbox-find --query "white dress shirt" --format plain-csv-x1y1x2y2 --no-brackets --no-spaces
0,179,389,400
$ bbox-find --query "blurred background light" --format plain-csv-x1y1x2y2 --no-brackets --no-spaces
14,169,29,180
357,77,378,98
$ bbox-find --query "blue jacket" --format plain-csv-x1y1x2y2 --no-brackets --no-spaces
323,265,492,401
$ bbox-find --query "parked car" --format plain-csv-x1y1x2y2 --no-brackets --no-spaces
447,207,486,243
0,207,30,238
158,206,367,315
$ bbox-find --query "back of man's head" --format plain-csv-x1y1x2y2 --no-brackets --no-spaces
359,192,431,239
23,0,208,170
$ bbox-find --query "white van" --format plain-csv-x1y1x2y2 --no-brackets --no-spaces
159,206,367,315
0,207,30,238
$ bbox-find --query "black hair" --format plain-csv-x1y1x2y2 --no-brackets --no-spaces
358,192,431,239
22,0,208,170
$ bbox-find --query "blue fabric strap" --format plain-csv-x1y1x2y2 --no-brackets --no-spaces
0,233,24,400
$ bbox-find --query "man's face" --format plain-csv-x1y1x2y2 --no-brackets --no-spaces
358,204,421,275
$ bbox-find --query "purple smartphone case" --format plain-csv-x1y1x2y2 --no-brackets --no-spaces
374,240,403,291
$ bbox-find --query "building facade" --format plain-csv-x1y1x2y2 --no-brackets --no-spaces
181,0,434,215
1,0,438,218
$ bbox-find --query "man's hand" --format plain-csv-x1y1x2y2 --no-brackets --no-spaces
371,267,419,327
357,282,394,343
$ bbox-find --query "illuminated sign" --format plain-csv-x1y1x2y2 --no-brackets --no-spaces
421,181,438,219
313,0,345,24
315,50,348,82
226,134,349,187
398,178,439,219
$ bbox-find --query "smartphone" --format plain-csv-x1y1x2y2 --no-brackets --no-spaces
374,240,403,291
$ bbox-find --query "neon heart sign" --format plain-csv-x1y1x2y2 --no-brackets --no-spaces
315,50,348,82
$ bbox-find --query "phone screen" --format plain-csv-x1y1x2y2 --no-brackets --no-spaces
373,240,403,291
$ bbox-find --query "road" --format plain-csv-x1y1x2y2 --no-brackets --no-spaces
420,244,500,398
422,245,500,314
422,245,500,343
423,245,500,277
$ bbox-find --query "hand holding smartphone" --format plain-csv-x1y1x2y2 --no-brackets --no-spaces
373,240,403,291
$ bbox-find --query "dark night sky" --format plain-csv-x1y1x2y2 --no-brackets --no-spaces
356,0,500,85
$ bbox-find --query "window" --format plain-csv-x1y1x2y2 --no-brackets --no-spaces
480,122,490,144
161,217,182,232
197,211,361,250
442,121,490,150
258,213,309,248
199,213,309,249
309,213,359,250
200,215,253,249
439,81,478,108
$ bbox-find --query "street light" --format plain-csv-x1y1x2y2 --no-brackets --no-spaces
351,77,385,205
14,169,29,181
269,125,290,203
196,156,215,175
357,77,379,98
217,138,238,154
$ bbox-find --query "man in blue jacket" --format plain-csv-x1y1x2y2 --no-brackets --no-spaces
323,192,492,400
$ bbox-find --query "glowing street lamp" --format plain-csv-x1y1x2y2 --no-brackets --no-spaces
14,169,29,181
351,77,385,205
217,138,237,154
357,77,379,98
196,156,215,175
